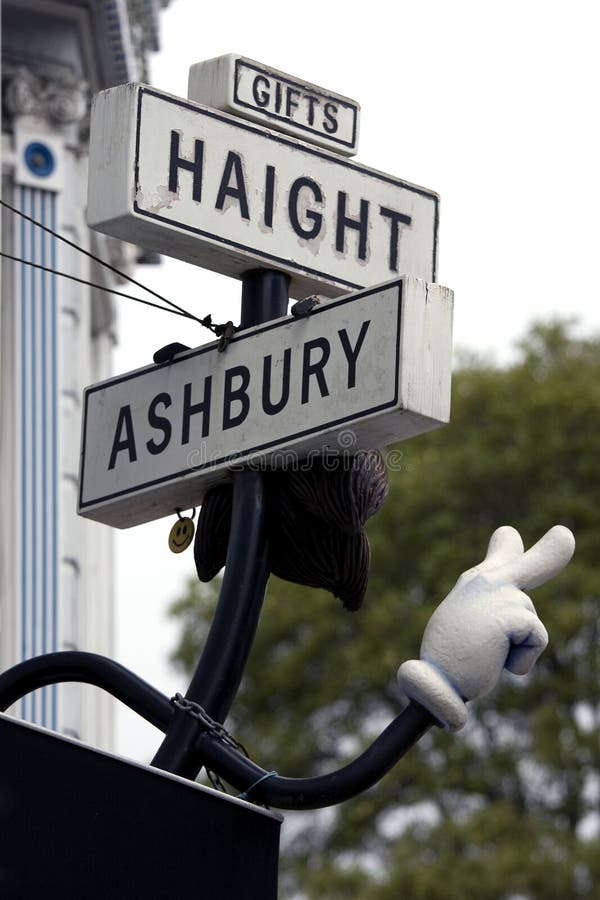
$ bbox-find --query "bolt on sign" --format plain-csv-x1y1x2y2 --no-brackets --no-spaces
87,81,439,299
78,277,453,529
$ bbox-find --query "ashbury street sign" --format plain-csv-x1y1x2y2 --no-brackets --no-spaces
78,277,453,528
87,83,439,299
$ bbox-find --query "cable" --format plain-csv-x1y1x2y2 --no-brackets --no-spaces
0,198,221,333
0,251,194,319
0,198,190,317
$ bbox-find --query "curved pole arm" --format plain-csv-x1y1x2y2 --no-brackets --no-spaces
0,651,174,733
195,701,436,810
0,651,435,810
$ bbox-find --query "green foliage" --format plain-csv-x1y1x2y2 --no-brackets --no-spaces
170,321,600,898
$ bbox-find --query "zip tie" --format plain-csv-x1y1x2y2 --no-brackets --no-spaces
216,320,237,352
238,770,278,802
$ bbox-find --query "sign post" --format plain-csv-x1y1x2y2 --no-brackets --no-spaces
80,55,451,783
151,268,290,776
84,57,450,775
82,41,450,770
0,54,464,895
0,52,578,900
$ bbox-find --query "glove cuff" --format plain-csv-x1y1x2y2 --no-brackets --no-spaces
397,659,468,732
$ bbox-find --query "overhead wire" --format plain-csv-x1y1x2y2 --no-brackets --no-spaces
0,198,232,335
0,250,193,319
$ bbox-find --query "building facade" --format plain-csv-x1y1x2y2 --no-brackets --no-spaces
0,0,167,748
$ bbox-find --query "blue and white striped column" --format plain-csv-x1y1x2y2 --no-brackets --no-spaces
14,185,60,729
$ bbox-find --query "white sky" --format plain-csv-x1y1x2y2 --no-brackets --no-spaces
112,0,600,761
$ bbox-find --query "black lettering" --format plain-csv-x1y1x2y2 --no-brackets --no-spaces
223,366,250,430
286,87,301,117
108,405,137,470
379,206,412,272
264,165,276,229
168,130,203,202
182,378,212,444
323,102,338,134
252,75,270,107
301,338,330,404
289,177,323,240
305,94,320,126
338,321,370,389
146,393,172,455
336,192,369,260
262,349,291,415
275,81,283,114
215,151,250,220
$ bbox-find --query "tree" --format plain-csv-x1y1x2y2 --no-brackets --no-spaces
170,322,600,898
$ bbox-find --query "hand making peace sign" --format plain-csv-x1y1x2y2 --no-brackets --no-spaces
398,525,576,731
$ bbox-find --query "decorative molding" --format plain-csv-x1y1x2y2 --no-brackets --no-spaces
3,64,89,128
3,66,40,118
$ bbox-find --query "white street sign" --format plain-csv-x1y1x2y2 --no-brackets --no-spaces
188,55,360,156
87,83,439,299
78,277,453,528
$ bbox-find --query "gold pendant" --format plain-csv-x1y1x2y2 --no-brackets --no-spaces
168,511,195,554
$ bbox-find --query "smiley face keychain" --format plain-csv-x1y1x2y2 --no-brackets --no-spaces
168,508,196,554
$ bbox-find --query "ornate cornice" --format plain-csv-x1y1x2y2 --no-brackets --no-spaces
3,64,89,129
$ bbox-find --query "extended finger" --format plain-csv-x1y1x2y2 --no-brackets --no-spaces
481,526,524,570
491,525,575,590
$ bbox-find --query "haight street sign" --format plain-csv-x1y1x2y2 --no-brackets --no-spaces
187,55,360,156
78,277,453,529
87,83,439,300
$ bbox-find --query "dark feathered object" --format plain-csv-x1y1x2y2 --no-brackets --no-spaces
193,451,389,610
193,483,232,582
269,482,371,610
282,449,389,534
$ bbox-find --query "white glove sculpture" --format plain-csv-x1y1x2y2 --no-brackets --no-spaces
397,525,575,731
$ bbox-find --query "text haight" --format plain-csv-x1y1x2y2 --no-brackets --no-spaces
87,83,439,299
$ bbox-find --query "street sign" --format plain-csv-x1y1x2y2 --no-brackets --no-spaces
188,54,360,156
87,83,438,299
78,277,453,528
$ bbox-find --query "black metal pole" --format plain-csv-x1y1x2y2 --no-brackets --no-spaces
237,269,290,329
151,269,289,778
